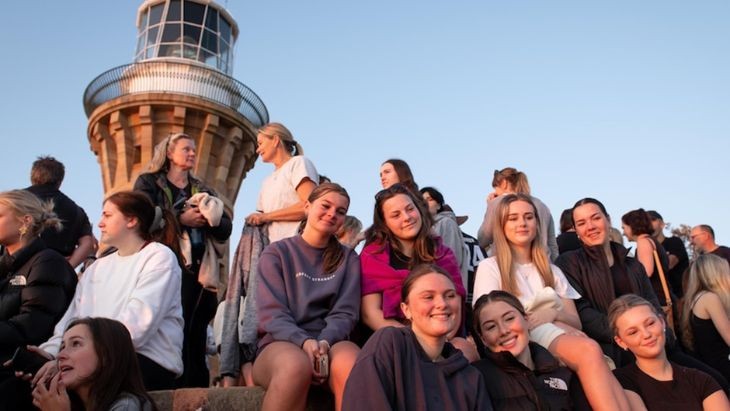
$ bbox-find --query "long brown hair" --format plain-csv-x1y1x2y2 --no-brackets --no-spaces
383,158,419,194
492,167,531,194
367,184,436,267
304,183,350,273
492,193,554,296
64,317,157,411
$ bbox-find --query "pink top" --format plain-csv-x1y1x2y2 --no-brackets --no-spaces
360,237,466,320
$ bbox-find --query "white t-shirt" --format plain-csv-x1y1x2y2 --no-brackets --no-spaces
41,242,184,375
257,155,318,243
472,256,581,308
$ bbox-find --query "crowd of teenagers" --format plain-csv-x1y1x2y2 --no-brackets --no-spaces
1,123,730,410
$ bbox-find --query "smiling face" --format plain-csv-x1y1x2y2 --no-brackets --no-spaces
382,193,422,243
98,200,136,247
379,162,399,189
613,305,665,360
401,272,460,340
503,200,537,248
167,137,196,171
304,191,349,236
0,204,24,247
57,324,99,390
478,300,530,358
572,203,609,247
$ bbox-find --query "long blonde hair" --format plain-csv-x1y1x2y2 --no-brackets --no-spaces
492,193,554,296
681,254,730,349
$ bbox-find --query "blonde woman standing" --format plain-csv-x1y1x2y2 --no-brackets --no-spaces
245,123,318,243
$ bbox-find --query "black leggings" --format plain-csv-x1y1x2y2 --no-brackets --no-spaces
137,353,177,391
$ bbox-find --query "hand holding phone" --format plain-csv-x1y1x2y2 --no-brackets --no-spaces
314,354,329,378
10,346,50,375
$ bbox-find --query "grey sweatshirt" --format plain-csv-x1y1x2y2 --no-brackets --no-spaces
256,235,361,348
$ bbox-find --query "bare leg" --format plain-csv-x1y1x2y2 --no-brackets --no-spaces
328,341,360,411
549,334,630,411
252,341,312,411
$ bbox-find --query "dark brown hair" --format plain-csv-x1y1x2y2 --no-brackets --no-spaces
400,263,455,303
621,208,653,236
383,159,419,194
30,156,65,188
64,317,157,411
472,290,526,338
367,183,436,267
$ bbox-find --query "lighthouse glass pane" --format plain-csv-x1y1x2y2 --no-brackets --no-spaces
167,0,182,21
160,44,181,58
184,1,205,25
136,34,145,54
220,18,231,43
183,24,201,44
162,23,181,42
201,50,217,67
205,8,218,32
149,4,163,25
147,26,159,45
202,30,218,54
140,9,149,29
183,44,199,60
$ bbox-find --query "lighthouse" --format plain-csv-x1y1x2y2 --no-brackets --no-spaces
82,0,267,214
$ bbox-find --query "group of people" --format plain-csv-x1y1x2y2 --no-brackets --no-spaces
2,122,730,411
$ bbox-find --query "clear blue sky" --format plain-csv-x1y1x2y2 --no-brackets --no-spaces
1,1,729,251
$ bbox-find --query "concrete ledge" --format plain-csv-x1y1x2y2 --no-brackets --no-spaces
149,386,333,411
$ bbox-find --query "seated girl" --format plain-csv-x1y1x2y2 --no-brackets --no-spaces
610,294,730,411
34,191,184,391
473,290,589,411
253,183,361,411
360,184,476,361
472,193,629,411
680,254,730,381
343,264,491,410
32,317,156,411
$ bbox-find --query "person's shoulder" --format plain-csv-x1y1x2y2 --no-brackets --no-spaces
476,256,499,271
142,242,178,261
612,363,641,388
108,393,148,411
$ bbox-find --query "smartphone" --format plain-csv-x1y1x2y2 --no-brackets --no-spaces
10,346,49,375
314,354,329,378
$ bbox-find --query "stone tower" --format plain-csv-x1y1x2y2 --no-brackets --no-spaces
83,0,267,214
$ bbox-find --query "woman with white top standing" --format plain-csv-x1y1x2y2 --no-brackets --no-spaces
473,193,630,411
245,123,318,243
33,191,184,391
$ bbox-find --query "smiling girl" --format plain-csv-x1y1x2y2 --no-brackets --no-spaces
473,194,629,411
343,264,491,411
252,183,360,411
610,294,730,411
359,184,476,359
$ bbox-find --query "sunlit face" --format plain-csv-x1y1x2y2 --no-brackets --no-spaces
57,324,99,390
98,201,136,247
690,227,710,251
421,192,440,217
167,137,196,171
621,223,635,241
572,203,609,247
401,273,461,340
478,300,530,358
382,194,422,242
256,132,278,163
0,204,24,247
503,200,537,248
614,305,665,360
379,163,399,189
304,191,349,236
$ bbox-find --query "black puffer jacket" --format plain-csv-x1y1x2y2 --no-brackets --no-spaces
473,343,589,411
555,242,660,365
0,238,77,362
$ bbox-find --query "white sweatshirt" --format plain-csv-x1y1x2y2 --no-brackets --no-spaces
41,242,184,375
